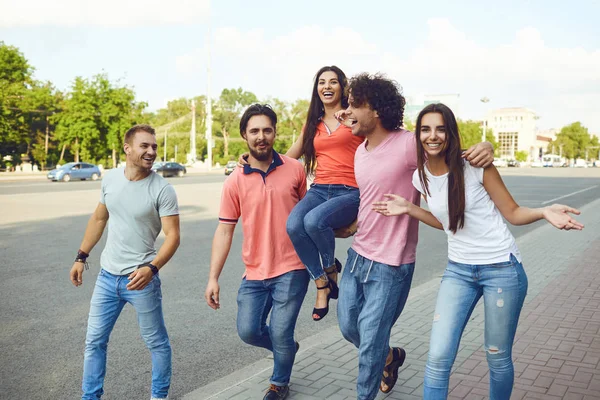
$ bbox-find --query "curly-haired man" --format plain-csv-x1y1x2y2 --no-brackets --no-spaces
336,73,494,400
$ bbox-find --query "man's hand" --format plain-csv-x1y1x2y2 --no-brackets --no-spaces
334,219,357,238
205,278,221,310
70,262,85,287
126,267,154,290
462,142,494,168
543,204,584,231
237,153,249,168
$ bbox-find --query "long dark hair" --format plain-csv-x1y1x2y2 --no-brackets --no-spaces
301,66,348,176
415,103,465,233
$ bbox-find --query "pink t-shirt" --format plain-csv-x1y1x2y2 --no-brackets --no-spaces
352,129,420,266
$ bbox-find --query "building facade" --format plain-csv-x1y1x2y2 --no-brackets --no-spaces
485,108,538,160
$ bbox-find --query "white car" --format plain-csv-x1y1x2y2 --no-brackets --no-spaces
493,158,508,168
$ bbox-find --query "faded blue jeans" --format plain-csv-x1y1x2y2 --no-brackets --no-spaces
236,269,310,386
286,183,360,280
423,254,528,400
337,248,415,400
82,269,171,400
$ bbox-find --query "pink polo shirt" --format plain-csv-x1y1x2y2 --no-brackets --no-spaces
352,129,420,266
219,152,307,280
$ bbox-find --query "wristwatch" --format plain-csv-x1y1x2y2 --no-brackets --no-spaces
138,262,159,275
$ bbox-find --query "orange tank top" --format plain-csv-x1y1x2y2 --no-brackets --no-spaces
312,121,364,187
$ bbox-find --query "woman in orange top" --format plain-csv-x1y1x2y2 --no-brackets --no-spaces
285,66,363,321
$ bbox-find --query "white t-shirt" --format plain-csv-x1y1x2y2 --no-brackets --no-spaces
412,162,521,264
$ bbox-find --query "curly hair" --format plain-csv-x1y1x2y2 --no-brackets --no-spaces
347,73,405,131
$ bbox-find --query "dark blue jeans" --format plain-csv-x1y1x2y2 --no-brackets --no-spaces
236,269,310,386
286,183,360,280
338,248,415,400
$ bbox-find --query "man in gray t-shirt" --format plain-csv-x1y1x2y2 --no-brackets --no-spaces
69,124,180,400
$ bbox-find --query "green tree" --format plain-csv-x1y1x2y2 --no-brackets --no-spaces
150,96,207,163
457,120,498,152
53,74,145,165
403,118,415,132
0,42,34,168
548,122,592,159
515,150,528,162
213,88,258,158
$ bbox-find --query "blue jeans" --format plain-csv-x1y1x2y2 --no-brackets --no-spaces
423,254,528,400
236,269,310,386
286,183,360,280
337,248,415,400
82,269,171,400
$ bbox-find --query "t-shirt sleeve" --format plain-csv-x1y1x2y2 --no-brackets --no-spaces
99,174,107,204
219,177,241,224
405,131,419,171
157,184,179,217
412,169,425,195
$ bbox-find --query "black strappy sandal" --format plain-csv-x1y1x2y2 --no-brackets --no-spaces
312,279,339,321
324,258,343,286
380,347,406,393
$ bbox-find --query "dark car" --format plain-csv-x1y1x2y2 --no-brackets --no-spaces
151,162,186,177
507,159,521,168
47,162,102,182
224,161,237,175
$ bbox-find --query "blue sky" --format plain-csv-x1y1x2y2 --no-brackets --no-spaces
1,0,599,132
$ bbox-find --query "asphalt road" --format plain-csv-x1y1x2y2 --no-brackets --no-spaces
0,170,598,399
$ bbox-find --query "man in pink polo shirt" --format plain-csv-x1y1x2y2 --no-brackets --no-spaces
336,74,494,400
204,104,309,400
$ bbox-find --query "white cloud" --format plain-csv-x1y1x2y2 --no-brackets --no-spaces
175,18,600,131
0,0,210,27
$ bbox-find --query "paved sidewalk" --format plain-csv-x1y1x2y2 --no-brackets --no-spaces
187,198,600,400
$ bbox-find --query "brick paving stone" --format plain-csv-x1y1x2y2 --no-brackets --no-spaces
185,199,600,399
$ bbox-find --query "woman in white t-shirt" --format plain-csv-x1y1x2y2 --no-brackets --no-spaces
372,103,584,400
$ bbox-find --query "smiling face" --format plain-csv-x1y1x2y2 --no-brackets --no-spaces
317,70,342,108
419,112,447,159
243,114,276,162
342,92,379,137
124,130,157,171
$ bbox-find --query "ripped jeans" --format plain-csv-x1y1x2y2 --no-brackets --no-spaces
424,254,528,400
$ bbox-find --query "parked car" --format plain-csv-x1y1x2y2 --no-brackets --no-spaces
47,162,102,182
224,161,237,175
152,162,186,177
507,159,521,168
492,158,508,168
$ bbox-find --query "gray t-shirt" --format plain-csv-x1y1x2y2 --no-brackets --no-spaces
99,168,179,275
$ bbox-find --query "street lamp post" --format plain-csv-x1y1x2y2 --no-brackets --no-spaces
480,97,490,143
205,0,213,171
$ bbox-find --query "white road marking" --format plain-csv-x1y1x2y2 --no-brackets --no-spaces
541,185,599,205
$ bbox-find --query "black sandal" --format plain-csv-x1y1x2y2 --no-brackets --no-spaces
380,347,406,393
312,279,339,321
324,258,342,284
